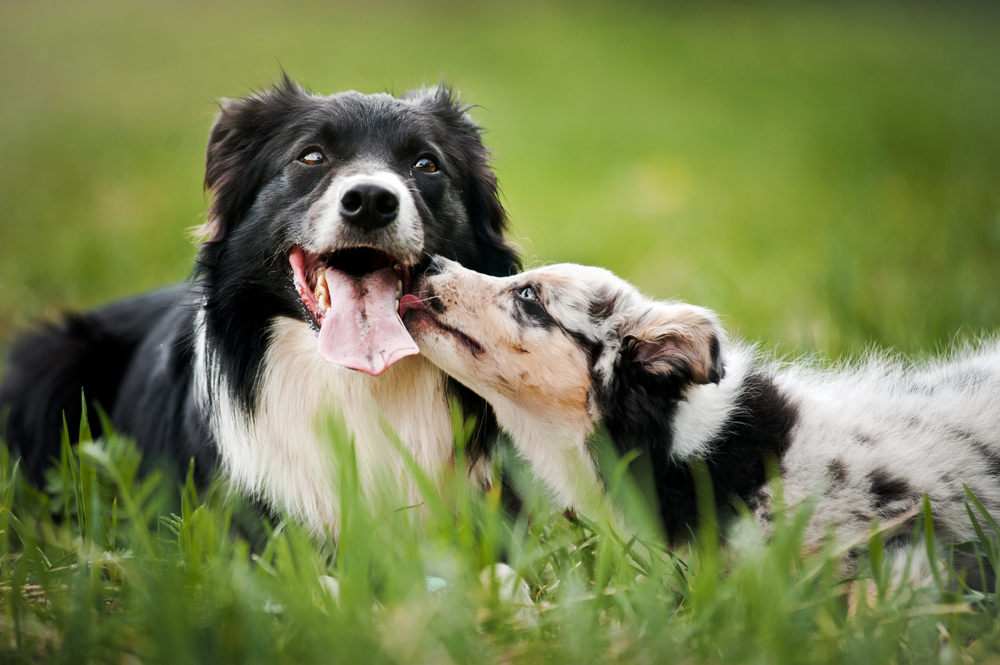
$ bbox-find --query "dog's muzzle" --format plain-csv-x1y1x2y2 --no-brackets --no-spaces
291,170,428,376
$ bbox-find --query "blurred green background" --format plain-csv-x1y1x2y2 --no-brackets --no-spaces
2,0,999,361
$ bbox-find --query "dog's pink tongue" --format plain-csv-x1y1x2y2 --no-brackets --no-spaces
317,267,419,376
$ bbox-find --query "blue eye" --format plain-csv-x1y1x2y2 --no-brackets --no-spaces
518,286,538,301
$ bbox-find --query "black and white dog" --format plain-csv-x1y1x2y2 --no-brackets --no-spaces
403,258,1000,585
0,79,519,534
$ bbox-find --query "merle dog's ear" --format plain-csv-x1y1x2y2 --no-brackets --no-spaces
201,76,307,242
621,304,725,386
405,85,520,276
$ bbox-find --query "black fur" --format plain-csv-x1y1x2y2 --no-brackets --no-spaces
867,468,914,516
1,78,519,495
512,292,558,330
599,352,798,544
447,379,500,467
565,329,605,372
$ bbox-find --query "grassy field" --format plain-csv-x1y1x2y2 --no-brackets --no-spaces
0,410,1000,665
3,0,1000,662
5,412,1000,664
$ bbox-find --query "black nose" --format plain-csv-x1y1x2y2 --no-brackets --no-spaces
339,183,399,231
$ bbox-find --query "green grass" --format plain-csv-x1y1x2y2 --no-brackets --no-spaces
3,0,1000,662
4,409,1000,663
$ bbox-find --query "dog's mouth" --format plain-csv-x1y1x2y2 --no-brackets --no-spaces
291,247,414,324
289,246,422,376
401,298,484,358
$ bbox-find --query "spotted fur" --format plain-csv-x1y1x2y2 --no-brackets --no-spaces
405,258,1000,587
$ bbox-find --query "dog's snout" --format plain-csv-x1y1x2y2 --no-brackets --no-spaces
339,183,399,231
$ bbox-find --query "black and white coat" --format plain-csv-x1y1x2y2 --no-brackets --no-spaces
0,80,520,535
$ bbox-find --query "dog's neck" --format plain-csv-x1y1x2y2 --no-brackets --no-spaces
490,398,609,516
668,347,756,461
485,349,754,517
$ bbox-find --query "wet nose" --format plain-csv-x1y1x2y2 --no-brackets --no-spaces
339,183,399,231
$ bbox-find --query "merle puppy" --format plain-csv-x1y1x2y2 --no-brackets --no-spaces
403,258,1000,587
0,78,519,534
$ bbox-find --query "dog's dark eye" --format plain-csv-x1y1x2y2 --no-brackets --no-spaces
413,157,438,173
518,286,538,301
298,150,327,165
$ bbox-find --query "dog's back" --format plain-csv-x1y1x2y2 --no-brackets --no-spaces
774,343,1000,545
0,286,186,480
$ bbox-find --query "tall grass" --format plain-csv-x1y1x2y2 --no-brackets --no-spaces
3,404,1000,663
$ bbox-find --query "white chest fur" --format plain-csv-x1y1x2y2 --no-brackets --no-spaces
197,316,459,534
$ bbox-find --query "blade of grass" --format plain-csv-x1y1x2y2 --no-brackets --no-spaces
923,494,945,596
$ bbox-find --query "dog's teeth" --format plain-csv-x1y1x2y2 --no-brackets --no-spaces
313,269,331,314
395,298,400,311
392,262,402,274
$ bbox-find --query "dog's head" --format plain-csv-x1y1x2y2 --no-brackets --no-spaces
198,76,519,379
402,258,724,434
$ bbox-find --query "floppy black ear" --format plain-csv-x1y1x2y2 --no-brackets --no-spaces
621,303,724,387
405,85,520,276
201,75,307,242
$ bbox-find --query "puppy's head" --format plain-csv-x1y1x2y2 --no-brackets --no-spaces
402,258,724,432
